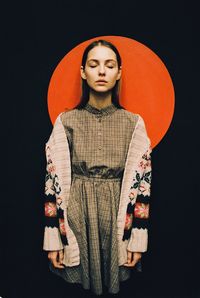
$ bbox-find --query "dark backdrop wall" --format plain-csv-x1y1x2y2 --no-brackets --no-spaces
2,1,199,298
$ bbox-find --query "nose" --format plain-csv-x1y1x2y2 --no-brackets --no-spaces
98,65,106,75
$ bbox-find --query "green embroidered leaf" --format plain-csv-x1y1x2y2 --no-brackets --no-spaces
136,173,141,182
133,182,140,188
145,172,151,177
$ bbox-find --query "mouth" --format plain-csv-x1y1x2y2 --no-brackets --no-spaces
96,80,108,84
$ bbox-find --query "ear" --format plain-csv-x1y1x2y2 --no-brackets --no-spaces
116,66,122,81
80,66,87,80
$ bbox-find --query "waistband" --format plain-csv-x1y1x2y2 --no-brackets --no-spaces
72,173,122,182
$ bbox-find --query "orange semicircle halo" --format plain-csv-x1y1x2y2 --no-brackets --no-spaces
47,35,175,149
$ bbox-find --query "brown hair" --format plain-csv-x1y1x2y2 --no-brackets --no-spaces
73,39,124,110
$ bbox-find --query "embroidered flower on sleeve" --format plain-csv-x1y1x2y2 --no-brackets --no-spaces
128,190,135,200
59,218,66,235
134,202,149,218
146,160,151,168
139,160,146,170
47,163,56,174
56,196,62,206
124,213,133,230
138,180,148,193
45,202,57,217
142,147,152,160
138,170,151,196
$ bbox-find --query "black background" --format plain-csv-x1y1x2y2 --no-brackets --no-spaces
2,1,199,297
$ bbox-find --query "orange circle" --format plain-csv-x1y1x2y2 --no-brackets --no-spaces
47,36,175,148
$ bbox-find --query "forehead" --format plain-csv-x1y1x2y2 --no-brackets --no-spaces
87,45,117,61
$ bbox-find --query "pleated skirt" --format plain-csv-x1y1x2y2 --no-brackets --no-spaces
49,173,131,295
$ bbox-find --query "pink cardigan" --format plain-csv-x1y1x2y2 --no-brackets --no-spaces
43,111,152,267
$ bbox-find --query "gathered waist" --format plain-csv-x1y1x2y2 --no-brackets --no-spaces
72,163,124,181
72,173,122,182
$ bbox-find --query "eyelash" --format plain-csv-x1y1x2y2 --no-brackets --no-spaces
89,65,114,68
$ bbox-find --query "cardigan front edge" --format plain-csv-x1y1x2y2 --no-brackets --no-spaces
43,111,152,267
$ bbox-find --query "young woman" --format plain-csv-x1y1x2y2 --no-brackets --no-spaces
43,39,152,296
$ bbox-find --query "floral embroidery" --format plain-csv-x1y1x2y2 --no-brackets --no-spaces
139,160,146,170
45,202,57,217
123,147,152,238
44,143,68,246
59,218,66,235
130,171,141,190
53,175,61,194
138,183,146,193
146,160,151,168
142,147,152,160
144,170,151,184
138,170,151,196
56,196,62,206
124,213,134,230
128,190,136,200
134,202,149,218
139,148,152,170
45,174,55,196
47,163,56,174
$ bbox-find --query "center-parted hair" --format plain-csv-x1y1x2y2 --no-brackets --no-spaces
74,39,124,110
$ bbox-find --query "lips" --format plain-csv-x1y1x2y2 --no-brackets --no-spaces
96,80,108,83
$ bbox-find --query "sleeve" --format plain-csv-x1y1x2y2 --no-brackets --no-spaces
124,145,152,252
43,142,65,251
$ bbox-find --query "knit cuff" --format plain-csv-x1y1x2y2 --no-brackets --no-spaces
43,226,64,251
127,228,148,252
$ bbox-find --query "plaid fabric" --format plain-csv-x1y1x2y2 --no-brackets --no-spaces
61,102,137,179
49,102,139,295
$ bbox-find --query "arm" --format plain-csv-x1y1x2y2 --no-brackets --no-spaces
123,145,152,252
43,142,67,251
123,146,152,267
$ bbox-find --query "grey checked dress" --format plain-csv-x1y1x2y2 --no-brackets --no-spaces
49,102,138,295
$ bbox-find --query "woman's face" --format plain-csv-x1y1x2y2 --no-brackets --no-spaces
81,45,121,93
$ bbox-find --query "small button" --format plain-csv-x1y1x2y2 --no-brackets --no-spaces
98,131,102,136
98,118,102,122
98,146,102,150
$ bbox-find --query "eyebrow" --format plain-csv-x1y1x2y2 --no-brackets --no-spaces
87,59,117,63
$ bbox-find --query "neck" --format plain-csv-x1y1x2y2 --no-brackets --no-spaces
88,90,112,109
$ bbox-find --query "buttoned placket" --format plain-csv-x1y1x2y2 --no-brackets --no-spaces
83,102,118,186
96,114,103,154
93,114,104,185
83,102,118,165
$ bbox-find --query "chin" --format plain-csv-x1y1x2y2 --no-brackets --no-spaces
92,86,113,93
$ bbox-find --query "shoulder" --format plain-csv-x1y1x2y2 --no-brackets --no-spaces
122,109,147,126
122,110,151,147
119,108,141,125
55,109,80,126
118,109,149,137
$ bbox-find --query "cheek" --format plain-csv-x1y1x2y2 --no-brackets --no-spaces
109,73,119,84
109,70,119,78
85,70,96,82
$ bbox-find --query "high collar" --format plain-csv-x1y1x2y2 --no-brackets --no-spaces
84,102,118,116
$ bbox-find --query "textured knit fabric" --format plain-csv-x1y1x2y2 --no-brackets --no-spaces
49,102,139,295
